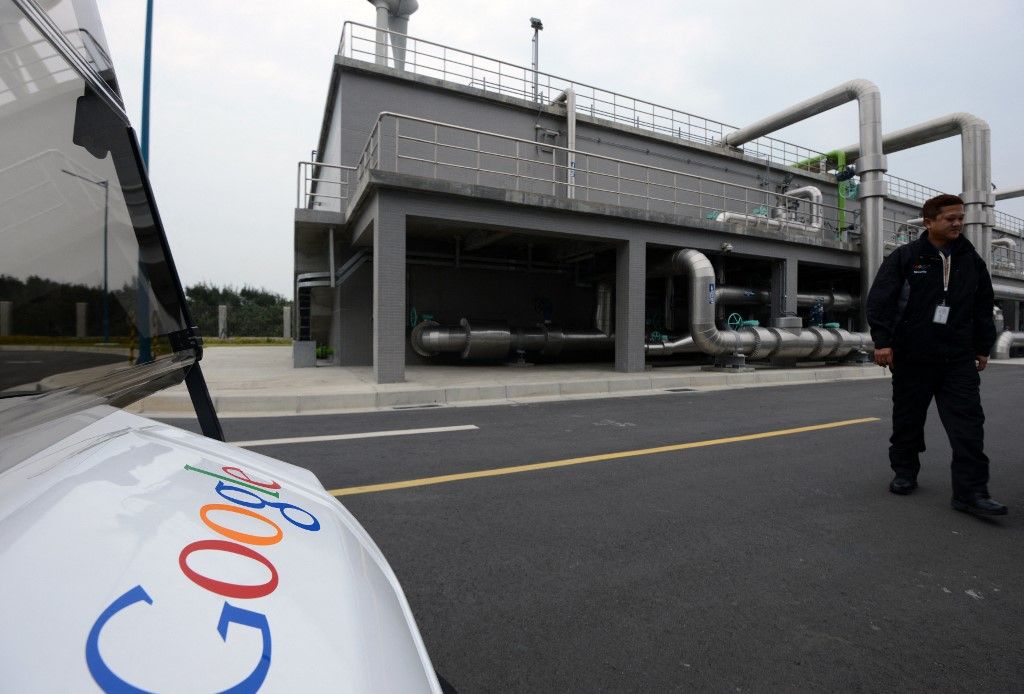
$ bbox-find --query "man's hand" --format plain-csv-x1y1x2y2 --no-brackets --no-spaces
874,347,893,369
977,355,988,372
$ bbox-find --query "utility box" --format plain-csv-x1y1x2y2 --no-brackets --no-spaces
293,340,316,368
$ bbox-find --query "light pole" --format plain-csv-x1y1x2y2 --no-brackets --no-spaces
530,17,543,102
62,169,110,343
137,0,154,362
141,0,154,166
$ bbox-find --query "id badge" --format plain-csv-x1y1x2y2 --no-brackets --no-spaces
933,305,950,324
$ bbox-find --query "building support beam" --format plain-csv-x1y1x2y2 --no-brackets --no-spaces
373,196,406,383
770,257,799,324
615,238,646,372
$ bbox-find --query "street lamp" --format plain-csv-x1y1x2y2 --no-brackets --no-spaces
530,17,543,102
61,169,110,343
138,0,154,363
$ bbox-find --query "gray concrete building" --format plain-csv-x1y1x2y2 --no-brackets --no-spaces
295,19,1024,383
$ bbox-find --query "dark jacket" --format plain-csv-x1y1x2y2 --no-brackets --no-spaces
866,231,995,361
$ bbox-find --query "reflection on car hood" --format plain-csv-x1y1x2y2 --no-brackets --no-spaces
0,408,439,692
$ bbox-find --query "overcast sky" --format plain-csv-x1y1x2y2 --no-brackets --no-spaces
99,0,1024,296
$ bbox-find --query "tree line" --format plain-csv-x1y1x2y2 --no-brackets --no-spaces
1,276,291,338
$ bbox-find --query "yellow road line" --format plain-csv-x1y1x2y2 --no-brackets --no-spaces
328,417,879,497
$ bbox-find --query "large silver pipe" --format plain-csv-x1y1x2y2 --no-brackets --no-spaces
995,186,1024,201
992,331,1024,360
837,113,993,267
411,319,614,359
720,80,885,330
993,283,1024,301
715,286,859,310
644,336,699,355
670,249,872,359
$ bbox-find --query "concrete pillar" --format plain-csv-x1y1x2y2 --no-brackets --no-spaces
218,304,227,339
770,258,799,326
283,306,292,339
614,237,646,372
373,197,406,383
0,301,11,336
76,302,87,338
1004,301,1020,332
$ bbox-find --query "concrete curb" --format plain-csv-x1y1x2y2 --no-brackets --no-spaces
129,364,892,418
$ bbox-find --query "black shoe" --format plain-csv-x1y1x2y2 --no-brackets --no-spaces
889,476,917,495
951,494,1008,516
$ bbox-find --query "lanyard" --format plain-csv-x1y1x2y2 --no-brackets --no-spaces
940,253,951,305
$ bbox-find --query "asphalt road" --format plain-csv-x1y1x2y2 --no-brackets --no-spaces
167,367,1024,692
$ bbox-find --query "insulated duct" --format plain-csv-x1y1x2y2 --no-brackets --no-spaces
837,113,993,267
720,80,886,329
670,249,872,360
411,319,613,359
992,331,1024,360
713,286,859,310
367,0,419,70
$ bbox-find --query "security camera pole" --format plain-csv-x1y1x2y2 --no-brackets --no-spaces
531,17,543,102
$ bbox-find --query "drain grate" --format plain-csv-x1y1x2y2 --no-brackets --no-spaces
664,388,697,392
392,403,442,410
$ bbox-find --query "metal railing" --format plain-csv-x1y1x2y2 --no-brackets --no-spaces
338,22,824,169
992,246,1023,279
995,210,1024,235
297,161,355,211
882,217,924,252
883,174,942,206
335,22,1024,243
354,112,857,241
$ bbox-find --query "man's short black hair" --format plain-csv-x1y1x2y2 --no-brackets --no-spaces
922,193,964,220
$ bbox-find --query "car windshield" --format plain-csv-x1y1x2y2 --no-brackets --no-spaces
0,1,195,416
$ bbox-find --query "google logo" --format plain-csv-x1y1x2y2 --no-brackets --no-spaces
85,463,321,693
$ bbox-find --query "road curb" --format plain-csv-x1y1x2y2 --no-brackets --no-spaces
129,364,891,418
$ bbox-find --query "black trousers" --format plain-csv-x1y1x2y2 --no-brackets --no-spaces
889,357,989,498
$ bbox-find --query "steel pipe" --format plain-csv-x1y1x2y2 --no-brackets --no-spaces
994,186,1024,201
992,331,1024,360
721,80,885,329
837,113,993,267
670,249,872,360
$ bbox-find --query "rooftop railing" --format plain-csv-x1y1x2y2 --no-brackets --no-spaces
992,246,1023,279
338,22,824,169
297,161,354,212
333,23,1024,240
354,112,858,242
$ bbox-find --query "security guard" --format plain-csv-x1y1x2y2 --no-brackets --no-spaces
866,193,1006,516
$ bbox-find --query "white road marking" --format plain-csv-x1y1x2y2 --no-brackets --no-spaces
232,424,479,448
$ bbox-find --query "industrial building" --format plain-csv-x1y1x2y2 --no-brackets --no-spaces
294,3,1024,383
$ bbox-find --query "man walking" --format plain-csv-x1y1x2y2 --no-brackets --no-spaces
866,193,1006,516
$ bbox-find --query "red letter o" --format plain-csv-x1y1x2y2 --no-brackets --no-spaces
178,540,279,599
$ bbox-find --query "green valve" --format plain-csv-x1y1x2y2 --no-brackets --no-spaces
824,322,841,329
740,319,760,328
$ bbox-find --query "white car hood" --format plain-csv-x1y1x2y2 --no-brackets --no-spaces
0,408,440,692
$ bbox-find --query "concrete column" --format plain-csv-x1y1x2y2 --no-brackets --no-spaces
1,301,12,336
218,305,227,338
283,306,292,339
76,302,87,338
373,196,406,383
1004,301,1020,332
770,258,799,325
614,237,646,372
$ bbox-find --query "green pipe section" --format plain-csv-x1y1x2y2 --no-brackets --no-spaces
791,149,847,238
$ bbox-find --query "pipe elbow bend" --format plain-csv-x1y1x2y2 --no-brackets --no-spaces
844,78,880,99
